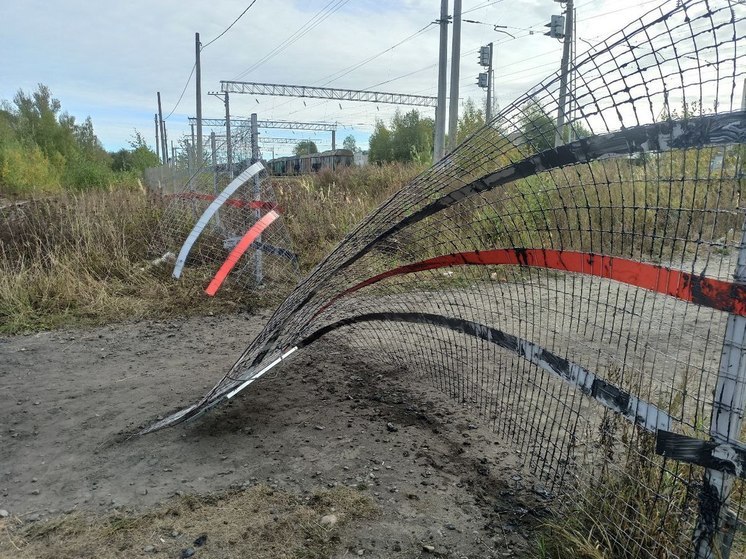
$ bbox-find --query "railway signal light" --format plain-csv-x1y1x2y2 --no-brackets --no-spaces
545,15,565,39
479,45,491,67
477,72,489,88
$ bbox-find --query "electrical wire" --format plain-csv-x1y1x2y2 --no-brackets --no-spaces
318,23,436,86
201,0,259,50
232,0,350,80
164,63,197,120
462,0,504,15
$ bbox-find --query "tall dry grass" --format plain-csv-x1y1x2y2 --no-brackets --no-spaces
0,189,254,334
0,163,423,334
272,162,425,270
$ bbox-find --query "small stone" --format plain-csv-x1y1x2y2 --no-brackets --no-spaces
320,514,338,527
193,534,207,547
171,529,180,537
26,513,40,522
386,422,398,432
181,548,195,559
357,550,364,556
393,542,402,552
143,545,155,553
445,523,456,530
423,544,435,553
0,510,8,518
31,489,40,495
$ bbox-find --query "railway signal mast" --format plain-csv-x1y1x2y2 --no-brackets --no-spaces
476,44,494,122
546,0,575,147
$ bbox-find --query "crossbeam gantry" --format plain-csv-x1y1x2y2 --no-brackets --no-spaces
220,81,438,108
190,117,337,131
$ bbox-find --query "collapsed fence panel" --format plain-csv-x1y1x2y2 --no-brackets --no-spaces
145,1,746,556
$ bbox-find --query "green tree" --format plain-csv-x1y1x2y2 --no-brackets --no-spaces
294,140,318,156
368,110,434,164
520,103,556,152
110,130,159,172
342,134,357,152
390,110,434,163
12,84,78,161
456,98,485,145
368,120,393,163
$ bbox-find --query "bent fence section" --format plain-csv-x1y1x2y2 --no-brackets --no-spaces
147,1,746,557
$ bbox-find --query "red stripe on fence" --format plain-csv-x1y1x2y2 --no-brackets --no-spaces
317,249,746,317
167,192,280,212
205,210,280,296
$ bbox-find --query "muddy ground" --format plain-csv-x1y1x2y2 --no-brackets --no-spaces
0,312,550,558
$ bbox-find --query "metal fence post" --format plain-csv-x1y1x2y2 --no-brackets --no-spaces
694,218,746,558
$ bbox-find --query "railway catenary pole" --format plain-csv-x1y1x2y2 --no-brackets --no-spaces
224,92,233,179
554,0,573,147
195,32,204,169
447,0,462,152
331,129,336,170
434,0,449,161
154,114,160,162
250,113,262,285
157,92,167,165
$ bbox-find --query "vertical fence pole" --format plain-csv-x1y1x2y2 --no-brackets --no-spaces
694,218,746,558
251,113,263,285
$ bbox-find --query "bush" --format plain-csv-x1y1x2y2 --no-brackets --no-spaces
0,142,62,194
62,157,113,190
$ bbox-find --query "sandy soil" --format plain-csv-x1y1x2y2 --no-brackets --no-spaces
0,313,548,558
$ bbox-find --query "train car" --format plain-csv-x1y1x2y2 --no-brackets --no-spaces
267,149,354,176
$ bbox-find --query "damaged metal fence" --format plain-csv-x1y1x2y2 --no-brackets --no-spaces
147,1,746,556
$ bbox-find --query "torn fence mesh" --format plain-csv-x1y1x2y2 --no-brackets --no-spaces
145,1,746,557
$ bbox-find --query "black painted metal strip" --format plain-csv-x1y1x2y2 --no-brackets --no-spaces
299,311,672,433
246,111,746,371
656,430,746,479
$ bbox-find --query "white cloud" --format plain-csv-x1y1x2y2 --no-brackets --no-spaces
0,0,677,154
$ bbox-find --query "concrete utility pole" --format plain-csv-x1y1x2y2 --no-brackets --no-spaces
195,32,203,168
434,0,449,161
447,0,462,152
157,92,167,165
555,0,574,148
154,114,160,162
224,92,233,178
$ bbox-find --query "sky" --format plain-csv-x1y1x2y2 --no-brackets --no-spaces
1,0,675,157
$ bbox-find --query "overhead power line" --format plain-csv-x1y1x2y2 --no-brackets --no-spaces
232,0,350,80
164,63,196,120
201,0,259,50
318,23,436,86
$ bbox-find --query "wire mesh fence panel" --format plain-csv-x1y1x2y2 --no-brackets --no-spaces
149,157,300,302
145,1,746,556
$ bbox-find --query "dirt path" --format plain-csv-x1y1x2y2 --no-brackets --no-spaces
1,313,546,558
